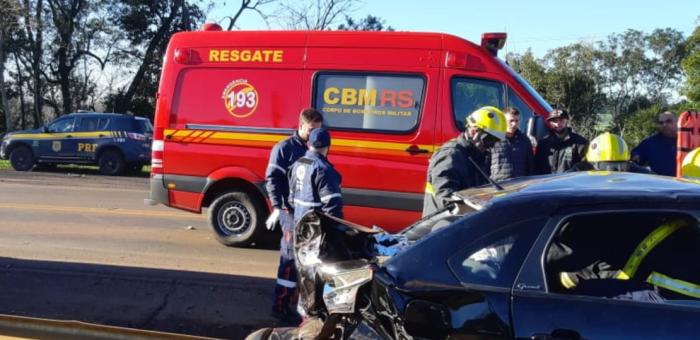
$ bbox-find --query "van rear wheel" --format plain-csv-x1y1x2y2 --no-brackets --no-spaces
209,191,266,247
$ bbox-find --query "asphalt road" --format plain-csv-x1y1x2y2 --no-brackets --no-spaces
0,168,286,339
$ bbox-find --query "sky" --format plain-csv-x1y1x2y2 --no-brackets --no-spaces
207,0,700,57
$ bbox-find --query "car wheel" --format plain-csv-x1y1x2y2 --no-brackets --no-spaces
98,150,125,176
208,191,266,247
9,146,35,171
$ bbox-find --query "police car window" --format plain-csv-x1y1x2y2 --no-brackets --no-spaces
97,118,110,130
507,87,534,132
449,218,541,288
77,117,99,132
314,73,424,132
111,118,133,131
136,118,153,134
48,118,75,133
452,78,504,131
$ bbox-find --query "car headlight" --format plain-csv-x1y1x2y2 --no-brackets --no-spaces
320,260,373,314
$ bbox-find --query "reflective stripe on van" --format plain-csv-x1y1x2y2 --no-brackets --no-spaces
164,128,436,156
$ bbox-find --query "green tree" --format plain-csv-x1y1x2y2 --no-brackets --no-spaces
682,21,700,103
337,15,393,31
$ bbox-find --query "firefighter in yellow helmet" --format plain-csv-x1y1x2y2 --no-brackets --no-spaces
681,148,700,181
423,106,507,216
568,132,652,173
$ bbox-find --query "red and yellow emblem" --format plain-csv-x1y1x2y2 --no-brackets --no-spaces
222,79,258,118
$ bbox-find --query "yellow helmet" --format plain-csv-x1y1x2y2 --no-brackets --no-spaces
586,132,630,162
466,106,507,140
681,148,700,179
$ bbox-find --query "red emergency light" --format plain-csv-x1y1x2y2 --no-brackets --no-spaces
481,32,507,56
174,48,191,64
201,23,222,31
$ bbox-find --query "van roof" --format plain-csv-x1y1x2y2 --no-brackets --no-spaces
169,30,483,53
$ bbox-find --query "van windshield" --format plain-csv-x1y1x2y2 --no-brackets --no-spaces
497,59,553,113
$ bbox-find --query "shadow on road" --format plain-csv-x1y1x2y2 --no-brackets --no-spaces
0,257,291,339
32,165,149,178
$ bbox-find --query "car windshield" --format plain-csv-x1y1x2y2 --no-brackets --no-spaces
497,58,553,113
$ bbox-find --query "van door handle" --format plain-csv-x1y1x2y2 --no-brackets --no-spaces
405,145,429,155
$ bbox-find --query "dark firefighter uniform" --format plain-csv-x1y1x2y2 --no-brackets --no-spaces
288,133,343,223
555,218,700,302
423,133,485,216
265,131,307,318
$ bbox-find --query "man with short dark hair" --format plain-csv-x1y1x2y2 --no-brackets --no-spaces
265,108,323,322
534,109,588,174
631,111,678,176
488,107,534,181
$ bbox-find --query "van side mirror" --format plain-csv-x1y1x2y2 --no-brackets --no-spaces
526,116,547,147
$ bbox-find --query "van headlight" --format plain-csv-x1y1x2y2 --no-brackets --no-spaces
320,260,373,314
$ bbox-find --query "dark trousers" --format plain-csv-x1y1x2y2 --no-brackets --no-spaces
272,210,298,313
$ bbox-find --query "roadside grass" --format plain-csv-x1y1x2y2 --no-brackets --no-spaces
0,159,150,175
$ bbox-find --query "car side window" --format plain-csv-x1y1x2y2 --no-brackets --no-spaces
98,118,111,130
545,212,700,307
449,218,543,288
77,117,99,132
451,78,504,131
48,118,75,133
314,73,425,133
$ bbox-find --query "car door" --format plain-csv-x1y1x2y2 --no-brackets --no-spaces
511,208,700,339
74,116,101,160
41,116,78,160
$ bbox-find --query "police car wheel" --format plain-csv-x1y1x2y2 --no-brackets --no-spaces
9,146,34,171
98,150,125,176
209,191,266,247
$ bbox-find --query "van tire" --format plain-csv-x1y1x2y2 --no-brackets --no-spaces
9,145,35,171
209,191,266,247
98,150,125,176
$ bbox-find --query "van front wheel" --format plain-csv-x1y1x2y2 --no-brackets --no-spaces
209,191,266,247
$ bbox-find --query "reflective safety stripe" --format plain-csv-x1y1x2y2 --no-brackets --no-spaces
647,272,700,299
293,199,321,207
620,219,687,279
320,193,341,203
560,272,577,289
276,278,297,288
267,163,286,173
425,182,435,197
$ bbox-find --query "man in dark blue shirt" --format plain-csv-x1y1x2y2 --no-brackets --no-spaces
265,108,323,322
631,111,677,176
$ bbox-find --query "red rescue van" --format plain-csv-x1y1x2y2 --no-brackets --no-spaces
147,25,553,246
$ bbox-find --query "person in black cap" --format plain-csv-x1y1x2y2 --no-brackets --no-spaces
534,109,589,174
265,108,323,323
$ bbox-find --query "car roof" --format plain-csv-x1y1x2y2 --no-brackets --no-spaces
65,112,131,119
455,172,700,211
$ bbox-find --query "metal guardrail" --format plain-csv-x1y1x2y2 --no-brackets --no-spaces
0,314,219,340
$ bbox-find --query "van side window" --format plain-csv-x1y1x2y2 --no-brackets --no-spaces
451,78,504,131
77,117,99,132
314,73,424,133
507,87,534,132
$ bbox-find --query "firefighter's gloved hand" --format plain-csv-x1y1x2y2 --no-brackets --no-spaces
266,208,281,231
